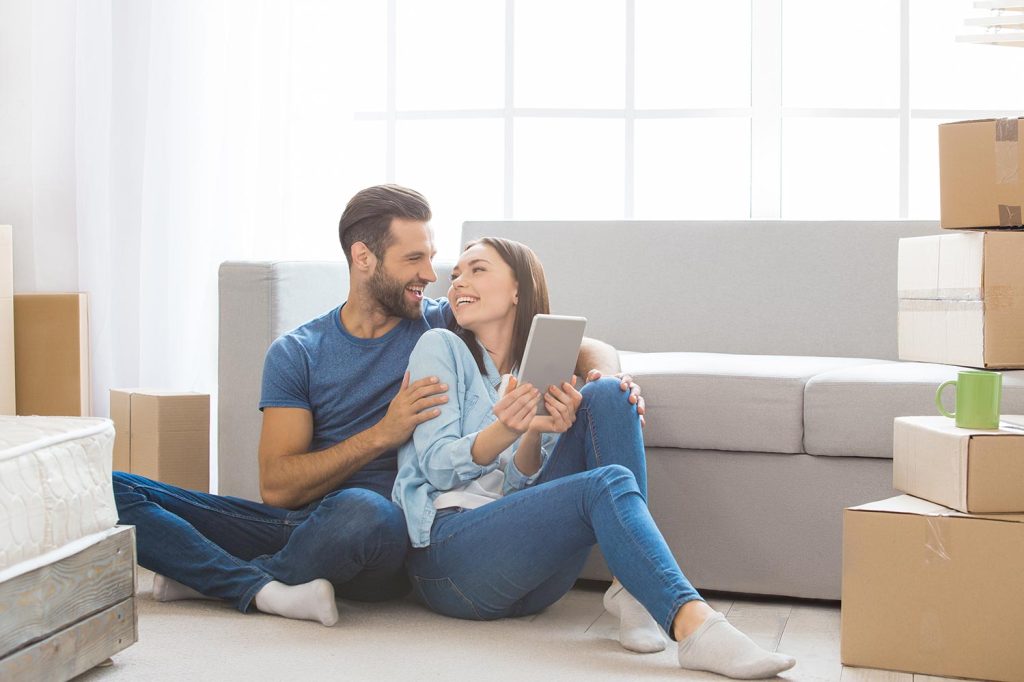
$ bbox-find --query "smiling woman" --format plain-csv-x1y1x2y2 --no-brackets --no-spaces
390,235,798,679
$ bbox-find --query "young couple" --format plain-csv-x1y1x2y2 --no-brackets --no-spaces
113,185,795,679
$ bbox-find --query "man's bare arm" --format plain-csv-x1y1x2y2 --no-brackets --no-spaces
575,336,620,376
258,373,448,509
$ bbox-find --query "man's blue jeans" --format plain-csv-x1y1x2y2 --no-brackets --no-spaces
406,378,703,635
113,474,410,612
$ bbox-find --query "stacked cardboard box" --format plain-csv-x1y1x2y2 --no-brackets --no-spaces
899,118,1024,369
844,119,1024,681
13,293,91,416
110,389,210,492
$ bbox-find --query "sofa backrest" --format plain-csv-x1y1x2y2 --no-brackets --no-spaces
218,220,941,500
462,220,942,357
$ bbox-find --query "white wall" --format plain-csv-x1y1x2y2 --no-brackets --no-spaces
0,0,79,293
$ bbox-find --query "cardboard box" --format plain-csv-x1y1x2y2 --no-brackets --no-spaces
842,495,1024,682
13,293,90,416
0,226,13,415
110,389,210,492
939,117,1024,229
897,231,1024,368
893,415,1024,513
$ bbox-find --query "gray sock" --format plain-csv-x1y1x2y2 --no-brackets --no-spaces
677,612,796,679
602,582,666,653
254,579,339,626
152,574,218,602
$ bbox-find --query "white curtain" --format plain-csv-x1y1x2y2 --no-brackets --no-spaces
74,1,387,486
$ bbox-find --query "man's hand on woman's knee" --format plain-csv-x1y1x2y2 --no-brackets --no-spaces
584,370,646,427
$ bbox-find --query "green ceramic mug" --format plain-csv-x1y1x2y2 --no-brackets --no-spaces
935,370,1002,429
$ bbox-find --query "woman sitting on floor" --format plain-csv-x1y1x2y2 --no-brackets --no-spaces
392,237,796,679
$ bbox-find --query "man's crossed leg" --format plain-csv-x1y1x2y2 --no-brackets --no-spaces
114,472,409,626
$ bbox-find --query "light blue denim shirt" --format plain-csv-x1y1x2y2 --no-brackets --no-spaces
392,328,560,548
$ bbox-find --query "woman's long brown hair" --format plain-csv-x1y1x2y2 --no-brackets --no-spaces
449,237,550,380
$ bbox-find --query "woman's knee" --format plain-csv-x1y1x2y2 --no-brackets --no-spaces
586,464,639,495
580,376,635,416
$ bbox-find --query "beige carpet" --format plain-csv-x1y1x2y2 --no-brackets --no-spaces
74,568,852,682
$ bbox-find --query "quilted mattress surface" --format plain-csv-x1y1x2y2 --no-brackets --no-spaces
0,416,117,573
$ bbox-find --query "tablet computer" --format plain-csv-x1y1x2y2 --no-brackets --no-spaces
517,314,587,415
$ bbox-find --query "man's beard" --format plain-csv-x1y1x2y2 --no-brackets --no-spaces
367,264,422,319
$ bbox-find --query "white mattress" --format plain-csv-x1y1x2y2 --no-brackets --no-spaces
0,416,118,573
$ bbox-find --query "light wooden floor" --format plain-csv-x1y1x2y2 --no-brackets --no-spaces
77,570,969,682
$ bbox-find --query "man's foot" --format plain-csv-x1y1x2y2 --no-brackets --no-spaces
254,579,339,626
677,612,796,679
602,581,666,653
152,574,217,602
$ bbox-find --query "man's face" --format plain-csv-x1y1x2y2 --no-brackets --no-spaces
366,217,437,319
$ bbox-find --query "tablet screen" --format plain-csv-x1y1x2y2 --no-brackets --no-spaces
517,314,587,415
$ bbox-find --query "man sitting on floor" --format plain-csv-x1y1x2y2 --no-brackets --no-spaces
113,184,642,625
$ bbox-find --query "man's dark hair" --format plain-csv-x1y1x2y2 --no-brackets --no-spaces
338,185,432,265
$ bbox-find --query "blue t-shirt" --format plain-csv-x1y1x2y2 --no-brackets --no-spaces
259,298,453,497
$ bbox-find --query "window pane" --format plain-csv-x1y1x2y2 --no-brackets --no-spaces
635,0,751,109
397,0,504,110
634,118,751,218
910,0,1024,110
292,1,386,112
908,118,952,219
514,119,624,219
285,120,387,260
395,119,505,259
515,0,625,109
781,118,900,218
782,0,899,108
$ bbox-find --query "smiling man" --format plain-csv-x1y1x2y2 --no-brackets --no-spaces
112,184,641,627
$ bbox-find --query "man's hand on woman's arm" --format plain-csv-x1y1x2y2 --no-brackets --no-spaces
258,372,448,509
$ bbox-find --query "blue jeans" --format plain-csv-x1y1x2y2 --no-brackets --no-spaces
113,474,410,612
406,378,702,635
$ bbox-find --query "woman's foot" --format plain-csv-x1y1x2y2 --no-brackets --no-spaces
152,574,217,602
602,581,666,653
676,610,796,679
254,579,339,626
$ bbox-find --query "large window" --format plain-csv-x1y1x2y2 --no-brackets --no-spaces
305,0,1024,258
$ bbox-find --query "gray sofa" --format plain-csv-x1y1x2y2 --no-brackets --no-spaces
218,220,1024,601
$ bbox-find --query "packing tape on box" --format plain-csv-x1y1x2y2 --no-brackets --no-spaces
998,204,1022,226
897,287,983,301
996,117,1018,184
995,118,1023,226
924,516,950,564
898,298,981,313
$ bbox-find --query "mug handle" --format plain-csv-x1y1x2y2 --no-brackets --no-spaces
935,380,957,419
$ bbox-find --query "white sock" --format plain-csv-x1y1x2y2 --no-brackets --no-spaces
152,574,218,602
602,581,666,653
677,612,796,679
253,579,339,627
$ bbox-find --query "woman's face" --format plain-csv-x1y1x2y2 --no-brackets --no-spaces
447,243,518,334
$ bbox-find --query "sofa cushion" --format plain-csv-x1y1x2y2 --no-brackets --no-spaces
804,363,1024,459
619,352,888,454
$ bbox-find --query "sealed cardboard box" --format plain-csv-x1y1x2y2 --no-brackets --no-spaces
110,389,209,492
0,226,13,415
13,293,90,416
842,495,1024,682
893,415,1024,513
897,231,1024,368
939,117,1024,229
